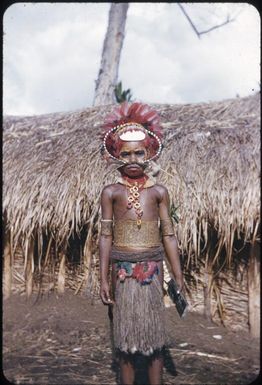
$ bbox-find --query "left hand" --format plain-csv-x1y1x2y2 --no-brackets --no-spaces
100,281,114,305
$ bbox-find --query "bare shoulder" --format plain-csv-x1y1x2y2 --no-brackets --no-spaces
101,183,121,197
154,183,169,198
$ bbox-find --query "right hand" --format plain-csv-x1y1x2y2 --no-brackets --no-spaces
100,281,114,305
172,274,184,293
176,277,184,293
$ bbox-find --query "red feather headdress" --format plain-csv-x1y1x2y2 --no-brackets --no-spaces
102,102,163,162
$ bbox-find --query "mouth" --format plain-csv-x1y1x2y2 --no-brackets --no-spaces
126,164,141,170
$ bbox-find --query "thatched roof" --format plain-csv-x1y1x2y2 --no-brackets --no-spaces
3,93,260,262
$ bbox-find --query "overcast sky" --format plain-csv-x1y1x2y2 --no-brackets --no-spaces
3,2,260,116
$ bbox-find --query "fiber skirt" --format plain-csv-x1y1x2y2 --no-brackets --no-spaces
113,274,167,356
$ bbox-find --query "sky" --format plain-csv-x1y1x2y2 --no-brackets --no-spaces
3,2,260,116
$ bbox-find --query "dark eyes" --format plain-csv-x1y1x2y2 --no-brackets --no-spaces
120,150,145,157
120,151,130,158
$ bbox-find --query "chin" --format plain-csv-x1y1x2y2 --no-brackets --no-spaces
122,167,145,178
127,171,145,178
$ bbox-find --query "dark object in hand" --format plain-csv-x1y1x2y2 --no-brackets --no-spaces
167,279,188,318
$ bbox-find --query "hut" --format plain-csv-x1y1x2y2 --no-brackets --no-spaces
3,93,260,337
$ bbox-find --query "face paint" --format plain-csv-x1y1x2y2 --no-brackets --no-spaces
117,142,148,178
119,141,148,164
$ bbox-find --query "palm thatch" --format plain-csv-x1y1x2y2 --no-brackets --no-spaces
4,94,260,253
3,93,260,331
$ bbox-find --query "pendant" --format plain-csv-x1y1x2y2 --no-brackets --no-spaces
125,180,146,228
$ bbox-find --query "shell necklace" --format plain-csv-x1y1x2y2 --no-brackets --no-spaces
121,175,149,228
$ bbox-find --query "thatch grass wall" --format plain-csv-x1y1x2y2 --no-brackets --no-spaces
3,93,260,334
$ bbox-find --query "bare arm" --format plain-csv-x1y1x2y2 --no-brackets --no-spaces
158,186,184,291
99,186,114,304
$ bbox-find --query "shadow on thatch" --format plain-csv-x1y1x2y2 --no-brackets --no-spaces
3,93,260,331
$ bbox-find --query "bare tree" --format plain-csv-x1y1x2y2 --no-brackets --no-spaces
93,3,129,106
177,3,236,39
93,3,237,107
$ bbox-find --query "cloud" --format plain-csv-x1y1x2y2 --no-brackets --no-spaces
3,3,109,115
120,3,260,104
3,3,260,115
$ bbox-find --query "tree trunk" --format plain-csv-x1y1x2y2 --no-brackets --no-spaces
203,239,214,321
3,231,12,299
248,242,260,338
57,253,66,294
203,268,212,320
25,238,34,298
74,233,92,295
93,3,129,106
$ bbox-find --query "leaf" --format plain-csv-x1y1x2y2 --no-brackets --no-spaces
114,81,133,103
170,202,180,223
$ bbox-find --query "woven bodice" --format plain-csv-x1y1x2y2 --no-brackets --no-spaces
113,219,161,248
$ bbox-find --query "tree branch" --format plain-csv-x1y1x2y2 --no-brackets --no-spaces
178,3,201,39
197,15,235,36
177,3,235,39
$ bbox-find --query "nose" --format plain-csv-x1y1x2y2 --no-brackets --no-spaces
130,152,137,163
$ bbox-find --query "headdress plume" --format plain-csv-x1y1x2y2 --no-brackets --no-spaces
101,102,163,163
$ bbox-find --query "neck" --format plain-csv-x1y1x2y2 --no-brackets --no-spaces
122,174,148,184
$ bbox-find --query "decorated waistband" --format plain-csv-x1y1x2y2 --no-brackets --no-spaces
110,245,165,262
115,261,159,285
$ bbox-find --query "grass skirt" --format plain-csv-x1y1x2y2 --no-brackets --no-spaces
113,274,167,356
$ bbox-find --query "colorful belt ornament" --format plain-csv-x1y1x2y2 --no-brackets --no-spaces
116,261,159,285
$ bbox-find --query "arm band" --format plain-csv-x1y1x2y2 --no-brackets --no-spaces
100,219,113,236
160,217,174,236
